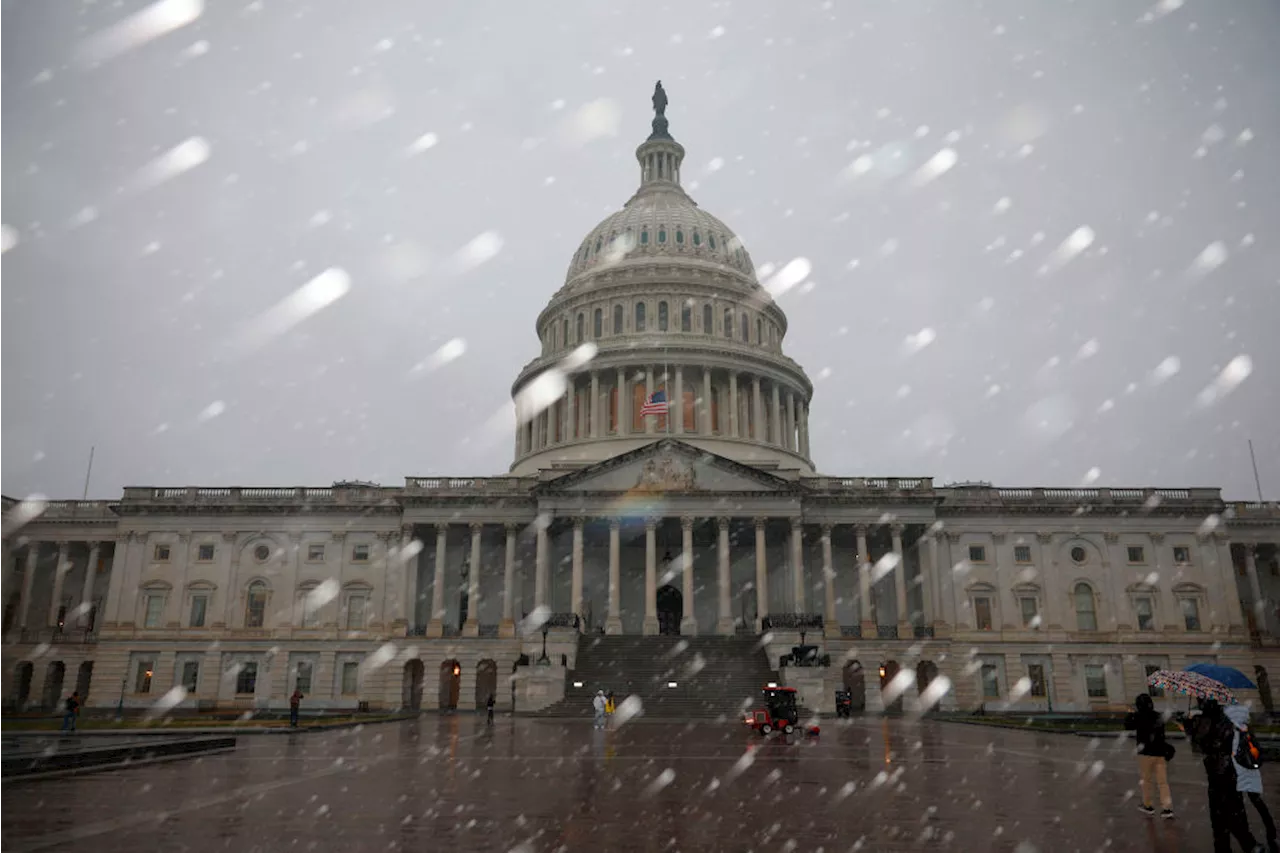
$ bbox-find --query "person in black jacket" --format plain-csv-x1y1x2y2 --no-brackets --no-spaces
1125,693,1174,817
1183,698,1263,853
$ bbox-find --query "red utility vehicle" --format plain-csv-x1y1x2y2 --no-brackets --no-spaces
744,686,820,736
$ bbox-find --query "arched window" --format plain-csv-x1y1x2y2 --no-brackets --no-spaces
593,308,603,338
245,581,269,628
658,228,667,244
709,234,717,249
1074,583,1097,631
635,302,646,332
703,304,713,334
576,313,584,343
692,231,701,247
675,229,684,245
723,308,733,339
595,238,602,254
757,318,763,343
640,229,649,245
562,318,569,348
658,301,669,331
613,305,623,334
681,303,692,332
740,313,749,341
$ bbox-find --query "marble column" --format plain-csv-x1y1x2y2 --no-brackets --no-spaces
427,525,448,637
1245,545,1266,631
821,525,837,632
790,519,805,613
754,518,770,632
566,381,576,441
799,402,810,457
645,366,655,435
501,524,517,637
892,524,909,636
856,525,874,634
606,519,623,634
674,367,684,435
80,541,101,627
535,520,549,612
702,369,713,434
590,371,600,438
616,367,627,435
17,544,40,635
729,372,740,438
752,376,763,441
788,393,798,452
571,518,585,623
717,517,734,635
48,542,70,628
771,384,782,446
463,523,482,636
643,519,659,635
399,525,416,629
680,516,696,635
924,532,941,632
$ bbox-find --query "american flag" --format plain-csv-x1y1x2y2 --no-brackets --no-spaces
640,389,669,416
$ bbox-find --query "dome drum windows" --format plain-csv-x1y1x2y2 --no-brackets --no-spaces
740,313,749,341
702,304,713,335
613,305,624,334
657,227,667,244
722,308,733,339
640,229,649,245
576,313,584,344
658,301,669,331
681,303,692,332
675,229,684,245
635,302,646,332
692,231,701,247
593,308,603,338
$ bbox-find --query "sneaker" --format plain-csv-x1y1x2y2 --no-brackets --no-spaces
1161,809,1174,819
1138,805,1155,816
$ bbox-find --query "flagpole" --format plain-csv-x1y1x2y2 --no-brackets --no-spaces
664,353,671,437
1249,439,1265,502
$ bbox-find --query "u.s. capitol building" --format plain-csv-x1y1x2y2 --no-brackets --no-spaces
5,86,1279,718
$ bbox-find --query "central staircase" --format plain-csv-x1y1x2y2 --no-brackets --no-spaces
531,635,779,719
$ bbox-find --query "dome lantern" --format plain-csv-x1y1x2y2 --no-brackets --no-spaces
633,80,686,199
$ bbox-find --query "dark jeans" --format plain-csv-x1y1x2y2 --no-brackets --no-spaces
1249,791,1277,842
290,707,299,727
61,712,76,732
1208,777,1258,853
487,708,494,724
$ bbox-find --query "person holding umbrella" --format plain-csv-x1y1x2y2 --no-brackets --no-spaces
1182,698,1262,853
1226,703,1278,852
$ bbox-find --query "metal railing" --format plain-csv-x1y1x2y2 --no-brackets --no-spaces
876,625,899,640
762,613,823,630
913,626,935,639
839,625,862,639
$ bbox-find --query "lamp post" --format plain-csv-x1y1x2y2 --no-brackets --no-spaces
538,625,550,665
116,677,126,721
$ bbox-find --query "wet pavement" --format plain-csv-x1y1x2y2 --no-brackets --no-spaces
2,715,1276,852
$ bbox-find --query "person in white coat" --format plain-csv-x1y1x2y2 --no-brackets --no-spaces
592,690,607,729
1226,703,1277,852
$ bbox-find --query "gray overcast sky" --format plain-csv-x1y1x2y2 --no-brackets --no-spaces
3,0,1278,500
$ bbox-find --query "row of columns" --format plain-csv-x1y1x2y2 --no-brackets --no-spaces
8,541,105,639
516,366,812,459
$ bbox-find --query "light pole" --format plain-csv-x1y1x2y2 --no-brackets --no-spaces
116,677,126,721
538,625,550,665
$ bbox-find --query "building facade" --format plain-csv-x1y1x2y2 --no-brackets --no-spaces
5,87,1280,716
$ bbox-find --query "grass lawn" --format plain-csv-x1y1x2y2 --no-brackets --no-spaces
1,715,400,732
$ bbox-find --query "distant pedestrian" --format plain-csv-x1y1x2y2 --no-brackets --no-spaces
290,688,304,728
486,693,495,724
592,690,606,729
605,691,616,727
1226,704,1278,852
1182,698,1261,853
1124,693,1174,818
61,691,80,733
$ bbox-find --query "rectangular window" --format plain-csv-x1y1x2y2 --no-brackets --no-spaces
181,660,200,692
189,595,207,628
1020,597,1039,628
1144,664,1165,698
968,545,986,563
1181,598,1201,631
974,597,993,631
300,594,319,628
307,543,326,562
681,304,691,332
351,544,370,563
1173,546,1191,564
346,595,367,630
1085,665,1108,699
154,544,171,562
135,659,155,693
1014,545,1032,563
1127,545,1146,564
236,662,258,695
1027,664,1047,697
981,664,1000,698
144,594,165,628
702,304,712,334
1135,596,1155,631
196,543,215,561
341,661,359,695
295,661,313,694
657,301,668,331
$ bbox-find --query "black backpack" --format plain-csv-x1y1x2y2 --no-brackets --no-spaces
1236,726,1263,771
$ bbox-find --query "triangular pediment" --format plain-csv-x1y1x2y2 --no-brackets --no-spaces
537,439,796,494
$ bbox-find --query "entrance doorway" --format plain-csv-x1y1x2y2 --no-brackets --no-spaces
439,660,460,710
13,662,33,710
475,659,498,708
76,661,94,703
843,660,867,713
42,661,66,711
402,660,424,711
656,585,682,635
880,659,903,713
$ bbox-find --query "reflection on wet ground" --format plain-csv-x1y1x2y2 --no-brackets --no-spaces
2,716,1272,852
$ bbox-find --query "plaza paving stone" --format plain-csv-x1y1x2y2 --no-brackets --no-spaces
2,715,1276,852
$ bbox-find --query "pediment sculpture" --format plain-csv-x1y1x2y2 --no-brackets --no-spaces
634,453,698,492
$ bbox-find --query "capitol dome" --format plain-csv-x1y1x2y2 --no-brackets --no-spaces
511,82,814,476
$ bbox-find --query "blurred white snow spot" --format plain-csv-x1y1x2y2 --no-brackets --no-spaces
844,155,874,178
549,99,566,111
1081,467,1101,485
333,88,396,128
1097,399,1114,414
871,552,900,583
1,494,48,538
374,38,393,52
1021,394,1076,442
451,231,504,273
362,643,398,674
707,156,725,172
197,400,226,422
405,132,438,155
917,674,952,713
1195,355,1252,408
1084,759,1105,781
1237,128,1254,145
305,579,340,611
1198,514,1221,536
993,196,1012,214
1139,0,1183,23
598,232,637,268
513,370,567,425
614,695,643,726
129,137,210,194
411,338,467,375
1076,339,1100,360
561,99,622,147
182,39,209,59
379,240,432,283
1150,356,1181,384
708,26,725,38
1037,226,1094,275
895,385,911,399
308,210,332,227
519,605,551,635
77,0,203,66
1189,241,1228,276
234,267,350,353
1144,571,1160,586
1,225,18,253
985,384,1001,399
1009,677,1032,702
902,327,936,354
908,148,958,187
644,768,676,797
145,686,188,719
764,258,811,299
